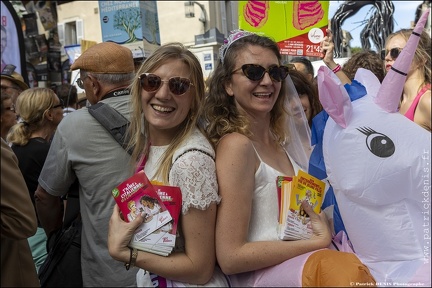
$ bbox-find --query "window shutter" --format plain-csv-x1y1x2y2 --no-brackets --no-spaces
58,22,65,55
76,19,84,45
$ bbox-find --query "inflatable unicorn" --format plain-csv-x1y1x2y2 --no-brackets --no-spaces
311,10,431,286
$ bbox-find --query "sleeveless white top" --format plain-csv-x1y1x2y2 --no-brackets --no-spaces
248,147,301,242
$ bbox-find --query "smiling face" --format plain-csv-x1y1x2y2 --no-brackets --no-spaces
224,45,282,119
141,59,194,144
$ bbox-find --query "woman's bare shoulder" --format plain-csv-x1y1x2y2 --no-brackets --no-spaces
217,132,253,150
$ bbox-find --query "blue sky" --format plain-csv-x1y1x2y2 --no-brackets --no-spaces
328,1,424,48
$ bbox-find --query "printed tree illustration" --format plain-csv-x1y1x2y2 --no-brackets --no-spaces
113,8,141,43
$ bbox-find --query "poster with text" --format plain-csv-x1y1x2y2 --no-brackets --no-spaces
99,1,150,59
238,1,329,57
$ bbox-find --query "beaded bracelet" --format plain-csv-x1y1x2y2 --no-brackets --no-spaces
332,64,342,73
124,247,138,271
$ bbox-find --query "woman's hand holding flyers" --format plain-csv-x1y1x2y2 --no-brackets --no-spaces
108,205,144,263
301,200,332,247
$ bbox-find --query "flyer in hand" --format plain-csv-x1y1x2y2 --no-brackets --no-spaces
112,171,172,242
129,183,182,256
277,170,325,240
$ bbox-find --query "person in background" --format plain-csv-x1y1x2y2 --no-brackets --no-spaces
204,30,375,287
107,42,228,287
289,69,322,126
383,29,431,131
7,87,64,272
342,50,385,82
1,92,17,141
34,42,138,287
1,138,39,287
1,70,29,105
289,56,315,83
55,83,78,116
76,92,87,109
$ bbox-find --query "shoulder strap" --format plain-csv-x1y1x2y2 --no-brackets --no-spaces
63,179,80,228
173,148,214,164
88,102,133,155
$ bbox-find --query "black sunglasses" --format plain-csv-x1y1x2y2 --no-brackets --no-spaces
51,99,65,109
381,47,402,60
232,64,293,82
5,104,16,112
140,73,194,96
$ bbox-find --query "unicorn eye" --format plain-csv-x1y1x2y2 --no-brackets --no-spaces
357,127,395,158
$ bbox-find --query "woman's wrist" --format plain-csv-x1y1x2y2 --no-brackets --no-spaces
124,247,138,270
332,64,342,73
325,61,338,71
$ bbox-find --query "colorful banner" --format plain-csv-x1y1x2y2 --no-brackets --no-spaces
238,1,329,57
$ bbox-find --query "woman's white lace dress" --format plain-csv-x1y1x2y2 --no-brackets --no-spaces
136,128,228,287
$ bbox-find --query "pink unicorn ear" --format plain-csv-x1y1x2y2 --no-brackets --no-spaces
375,9,430,113
317,66,352,128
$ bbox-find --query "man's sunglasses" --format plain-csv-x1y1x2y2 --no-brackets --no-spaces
76,76,90,89
232,64,293,82
5,104,16,112
140,73,194,96
381,47,402,60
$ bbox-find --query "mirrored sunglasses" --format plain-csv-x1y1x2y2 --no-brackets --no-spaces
76,75,90,89
232,64,293,82
381,47,402,60
139,73,194,96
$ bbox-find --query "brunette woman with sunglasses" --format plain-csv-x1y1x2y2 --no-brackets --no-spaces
107,43,228,287
384,29,431,131
203,30,375,287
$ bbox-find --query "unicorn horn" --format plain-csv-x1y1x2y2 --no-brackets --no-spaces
375,9,430,113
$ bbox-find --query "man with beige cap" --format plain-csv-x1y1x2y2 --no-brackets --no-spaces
1,70,29,104
35,42,137,286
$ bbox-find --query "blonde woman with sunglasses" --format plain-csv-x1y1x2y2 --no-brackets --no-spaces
384,29,431,131
107,43,228,287
7,87,64,272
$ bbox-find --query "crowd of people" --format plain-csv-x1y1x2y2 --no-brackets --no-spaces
1,20,430,287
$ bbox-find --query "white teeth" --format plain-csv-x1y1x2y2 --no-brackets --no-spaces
253,93,271,98
152,105,174,112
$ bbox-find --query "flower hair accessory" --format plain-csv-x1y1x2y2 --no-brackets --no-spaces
219,29,255,64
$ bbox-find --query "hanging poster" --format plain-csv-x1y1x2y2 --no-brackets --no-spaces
98,0,160,59
1,0,27,79
238,1,329,57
